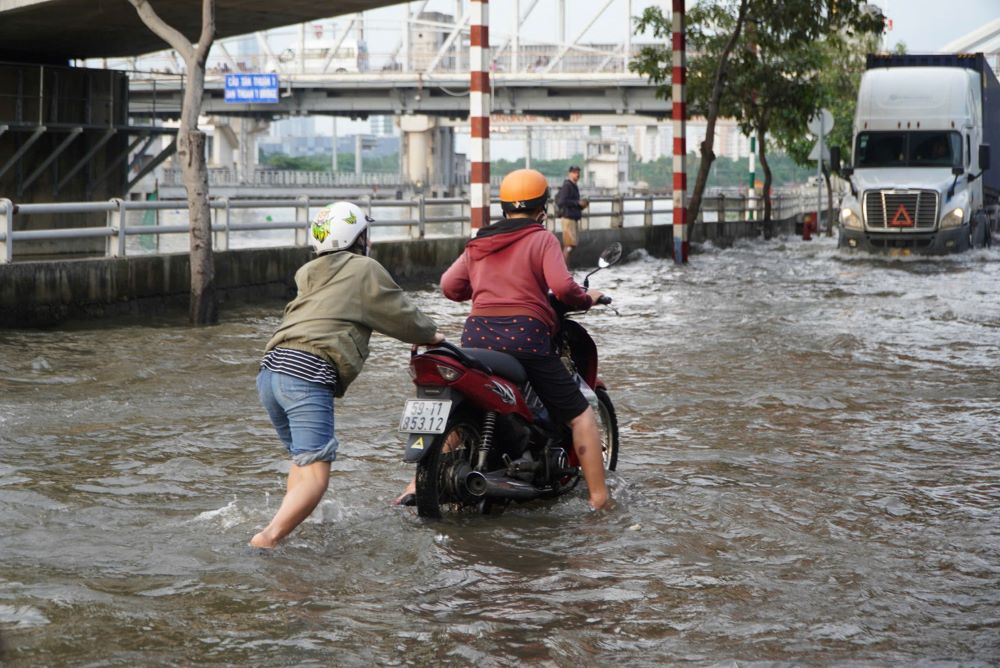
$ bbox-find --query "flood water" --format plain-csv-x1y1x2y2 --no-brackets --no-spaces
2,235,999,665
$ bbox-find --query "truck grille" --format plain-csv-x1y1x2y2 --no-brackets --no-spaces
863,190,938,229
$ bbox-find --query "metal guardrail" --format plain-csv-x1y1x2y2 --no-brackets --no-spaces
159,168,410,189
0,193,812,263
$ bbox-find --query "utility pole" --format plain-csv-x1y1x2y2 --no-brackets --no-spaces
672,0,687,263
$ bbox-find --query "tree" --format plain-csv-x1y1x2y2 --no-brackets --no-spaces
775,31,882,234
129,0,217,325
631,0,750,230
722,13,824,227
712,2,884,229
631,1,883,232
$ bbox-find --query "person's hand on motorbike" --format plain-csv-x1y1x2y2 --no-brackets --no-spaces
587,289,604,304
411,331,445,354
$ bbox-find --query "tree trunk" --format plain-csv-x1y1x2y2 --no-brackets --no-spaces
823,166,834,236
686,0,750,227
178,49,217,325
129,0,217,325
179,129,217,324
757,127,773,236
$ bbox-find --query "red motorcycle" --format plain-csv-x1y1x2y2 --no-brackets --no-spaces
399,243,622,518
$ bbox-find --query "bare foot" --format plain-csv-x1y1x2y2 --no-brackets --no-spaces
392,479,417,506
250,531,279,549
589,490,610,511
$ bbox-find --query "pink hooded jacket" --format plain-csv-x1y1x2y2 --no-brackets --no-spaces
440,221,592,333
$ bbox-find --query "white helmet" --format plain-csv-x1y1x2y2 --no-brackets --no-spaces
309,201,372,255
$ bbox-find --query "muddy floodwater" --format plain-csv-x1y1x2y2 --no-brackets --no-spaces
2,235,999,665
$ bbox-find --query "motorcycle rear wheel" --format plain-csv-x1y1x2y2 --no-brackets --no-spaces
596,388,619,471
415,415,484,519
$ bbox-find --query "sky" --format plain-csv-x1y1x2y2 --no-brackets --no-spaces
877,0,999,52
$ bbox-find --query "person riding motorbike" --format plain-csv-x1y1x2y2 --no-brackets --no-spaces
396,169,610,511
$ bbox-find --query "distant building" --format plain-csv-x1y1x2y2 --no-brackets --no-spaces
370,115,395,137
585,138,630,192
258,134,400,159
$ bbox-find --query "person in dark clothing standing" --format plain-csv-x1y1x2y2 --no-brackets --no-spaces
554,165,588,262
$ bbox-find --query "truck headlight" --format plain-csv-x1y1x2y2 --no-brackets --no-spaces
940,207,964,228
840,208,862,230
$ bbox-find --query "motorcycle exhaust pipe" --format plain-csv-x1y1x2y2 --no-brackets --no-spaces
464,470,544,501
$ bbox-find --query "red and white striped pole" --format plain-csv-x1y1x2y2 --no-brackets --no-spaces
672,0,687,263
470,0,491,230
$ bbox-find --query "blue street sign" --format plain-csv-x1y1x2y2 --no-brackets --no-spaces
224,73,279,104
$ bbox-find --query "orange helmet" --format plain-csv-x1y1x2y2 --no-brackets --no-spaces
499,168,550,215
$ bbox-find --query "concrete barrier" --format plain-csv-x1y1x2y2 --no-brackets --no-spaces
0,219,796,328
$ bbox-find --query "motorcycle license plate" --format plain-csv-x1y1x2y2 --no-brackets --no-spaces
398,399,451,434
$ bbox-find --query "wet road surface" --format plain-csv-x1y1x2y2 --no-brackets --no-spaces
1,235,998,665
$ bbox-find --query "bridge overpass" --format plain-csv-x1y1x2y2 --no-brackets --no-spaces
128,68,664,191
130,72,664,120
0,0,399,61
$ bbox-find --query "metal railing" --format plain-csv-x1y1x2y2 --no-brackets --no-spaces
158,168,412,188
0,192,812,264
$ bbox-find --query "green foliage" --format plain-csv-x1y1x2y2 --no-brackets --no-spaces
259,151,399,173
631,152,813,190
260,152,330,171
774,32,883,168
630,5,673,99
492,155,586,181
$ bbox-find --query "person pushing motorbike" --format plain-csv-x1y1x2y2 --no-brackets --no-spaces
253,201,444,548
422,168,610,511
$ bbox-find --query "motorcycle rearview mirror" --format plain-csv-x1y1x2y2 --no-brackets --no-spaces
599,242,623,268
583,242,623,287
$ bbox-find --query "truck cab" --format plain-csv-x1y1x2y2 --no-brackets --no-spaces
837,55,999,254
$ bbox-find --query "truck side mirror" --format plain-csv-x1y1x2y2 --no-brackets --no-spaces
980,144,991,171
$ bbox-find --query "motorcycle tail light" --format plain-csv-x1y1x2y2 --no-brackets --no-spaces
436,364,462,381
410,355,463,386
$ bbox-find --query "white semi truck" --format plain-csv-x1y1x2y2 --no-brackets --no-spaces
833,53,1000,254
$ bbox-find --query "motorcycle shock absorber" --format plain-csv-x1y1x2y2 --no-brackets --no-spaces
476,411,497,470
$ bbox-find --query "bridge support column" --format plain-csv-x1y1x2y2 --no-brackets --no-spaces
400,115,436,190
208,117,269,184
432,124,455,195
399,115,455,195
643,125,661,162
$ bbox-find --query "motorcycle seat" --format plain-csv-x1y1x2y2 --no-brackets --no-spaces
457,347,528,385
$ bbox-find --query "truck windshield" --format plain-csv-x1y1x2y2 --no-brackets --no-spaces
855,131,961,168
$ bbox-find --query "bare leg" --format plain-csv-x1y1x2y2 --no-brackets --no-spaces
569,407,609,510
251,460,331,548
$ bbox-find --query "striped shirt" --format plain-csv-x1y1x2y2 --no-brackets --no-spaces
260,347,339,390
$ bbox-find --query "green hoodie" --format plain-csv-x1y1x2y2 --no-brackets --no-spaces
265,252,438,397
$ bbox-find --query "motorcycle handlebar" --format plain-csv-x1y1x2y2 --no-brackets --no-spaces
596,295,613,306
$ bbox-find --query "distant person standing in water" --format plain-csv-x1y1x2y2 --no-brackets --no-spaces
555,165,588,262
252,201,444,549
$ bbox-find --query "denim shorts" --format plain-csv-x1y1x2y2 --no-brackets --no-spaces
256,367,339,466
